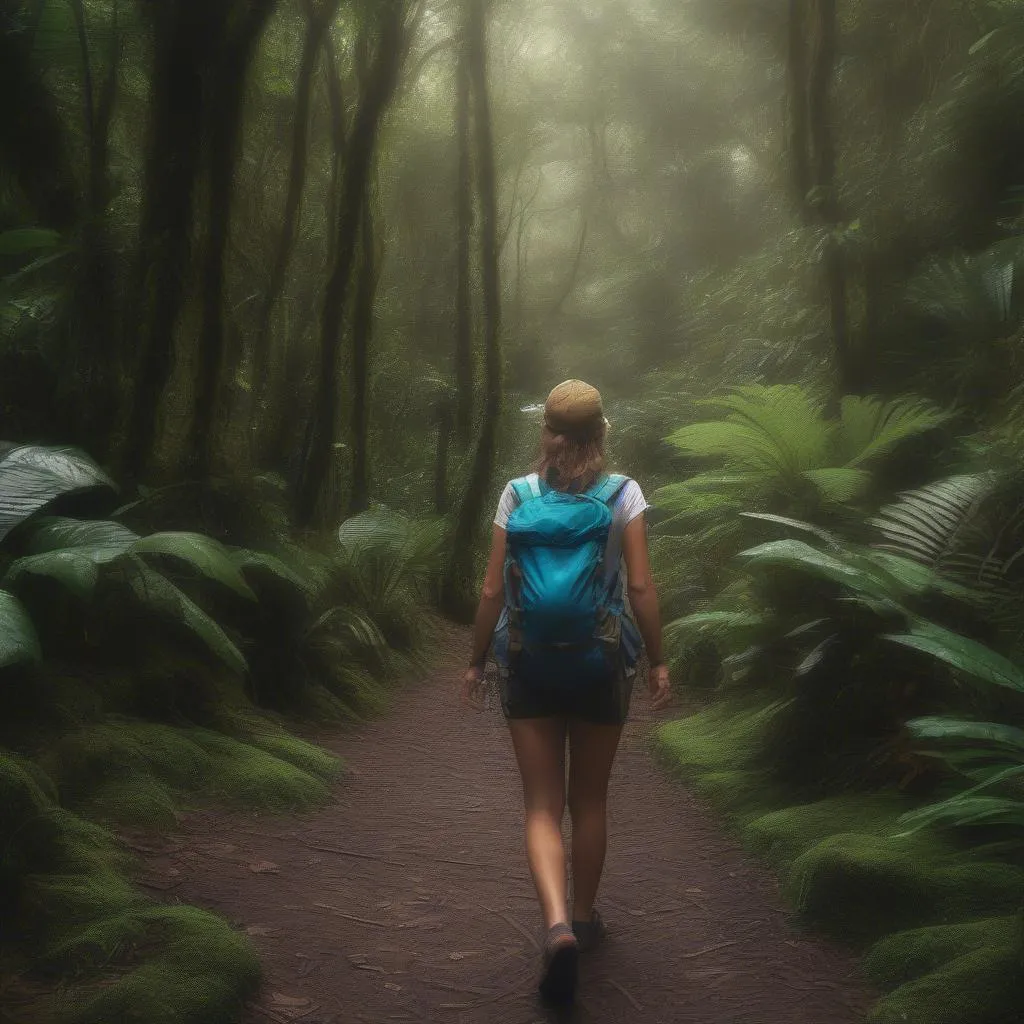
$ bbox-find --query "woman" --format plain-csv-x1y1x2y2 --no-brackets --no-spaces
461,379,671,1005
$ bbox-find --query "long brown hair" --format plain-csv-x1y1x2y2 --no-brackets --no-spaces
535,420,608,492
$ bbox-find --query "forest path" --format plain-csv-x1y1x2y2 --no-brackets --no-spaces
135,623,876,1023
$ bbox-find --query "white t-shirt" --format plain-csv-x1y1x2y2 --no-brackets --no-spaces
493,474,649,590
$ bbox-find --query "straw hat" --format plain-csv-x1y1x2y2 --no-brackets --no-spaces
543,379,609,437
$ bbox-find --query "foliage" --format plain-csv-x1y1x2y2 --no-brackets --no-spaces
652,385,950,600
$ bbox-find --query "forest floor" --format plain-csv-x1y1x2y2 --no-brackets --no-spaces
125,623,878,1024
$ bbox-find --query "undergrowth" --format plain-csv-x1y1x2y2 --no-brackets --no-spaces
654,700,1024,1024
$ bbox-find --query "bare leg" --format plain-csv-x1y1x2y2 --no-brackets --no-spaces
566,720,624,921
507,717,570,929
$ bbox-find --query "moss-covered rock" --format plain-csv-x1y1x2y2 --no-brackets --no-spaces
59,906,261,1024
190,730,332,810
867,942,1024,1024
786,832,1024,946
865,916,1021,989
38,721,212,806
83,775,180,830
239,729,342,781
742,794,917,872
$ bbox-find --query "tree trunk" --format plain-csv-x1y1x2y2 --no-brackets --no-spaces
294,0,408,527
788,0,856,403
0,10,79,231
786,0,811,217
434,397,454,515
807,0,856,399
121,0,222,481
441,0,502,620
454,36,474,445
347,198,377,517
251,0,339,397
68,0,122,457
188,0,277,477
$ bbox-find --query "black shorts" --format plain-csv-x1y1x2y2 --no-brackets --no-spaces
498,664,635,725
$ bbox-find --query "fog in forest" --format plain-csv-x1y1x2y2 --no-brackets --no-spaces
4,2,1024,1023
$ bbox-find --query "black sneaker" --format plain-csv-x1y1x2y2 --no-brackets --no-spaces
539,923,579,1004
572,908,607,952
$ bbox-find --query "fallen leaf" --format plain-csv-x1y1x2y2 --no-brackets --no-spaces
249,861,280,874
384,982,402,992
270,993,311,1008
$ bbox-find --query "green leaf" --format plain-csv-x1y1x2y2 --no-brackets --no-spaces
665,610,765,640
651,485,741,519
131,533,257,600
0,447,117,542
897,795,1024,834
28,518,138,562
128,564,247,675
801,467,872,502
736,538,894,599
840,395,949,467
969,30,999,56
230,549,316,595
4,550,99,600
738,513,844,549
0,590,41,667
906,717,1024,757
665,421,788,473
883,621,1024,694
0,229,61,257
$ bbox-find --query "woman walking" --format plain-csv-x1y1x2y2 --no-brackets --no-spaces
461,379,671,1005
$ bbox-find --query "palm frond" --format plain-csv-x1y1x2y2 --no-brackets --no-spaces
868,474,996,570
839,395,950,467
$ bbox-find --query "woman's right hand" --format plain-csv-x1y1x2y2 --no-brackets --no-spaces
648,662,671,710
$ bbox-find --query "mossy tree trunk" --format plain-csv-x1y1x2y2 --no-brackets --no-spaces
441,0,502,621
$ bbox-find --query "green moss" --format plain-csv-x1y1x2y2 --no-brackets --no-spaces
0,752,53,831
742,794,914,872
786,832,1024,947
654,696,784,775
189,730,331,810
39,721,211,804
240,731,342,781
82,775,179,830
62,906,260,1024
865,916,1022,988
687,769,788,822
867,943,1024,1024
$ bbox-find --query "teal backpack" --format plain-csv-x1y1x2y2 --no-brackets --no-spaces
493,472,641,689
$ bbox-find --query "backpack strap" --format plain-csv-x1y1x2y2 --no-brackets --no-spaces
588,473,629,507
510,473,543,506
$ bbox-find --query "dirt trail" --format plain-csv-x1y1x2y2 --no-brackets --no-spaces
135,625,876,1023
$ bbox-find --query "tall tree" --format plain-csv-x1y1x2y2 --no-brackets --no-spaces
67,0,122,456
251,0,342,404
441,0,503,618
188,0,277,476
453,29,474,444
788,0,856,400
294,0,409,527
347,181,379,516
121,0,228,480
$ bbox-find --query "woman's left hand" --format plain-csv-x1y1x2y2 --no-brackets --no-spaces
461,664,485,710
